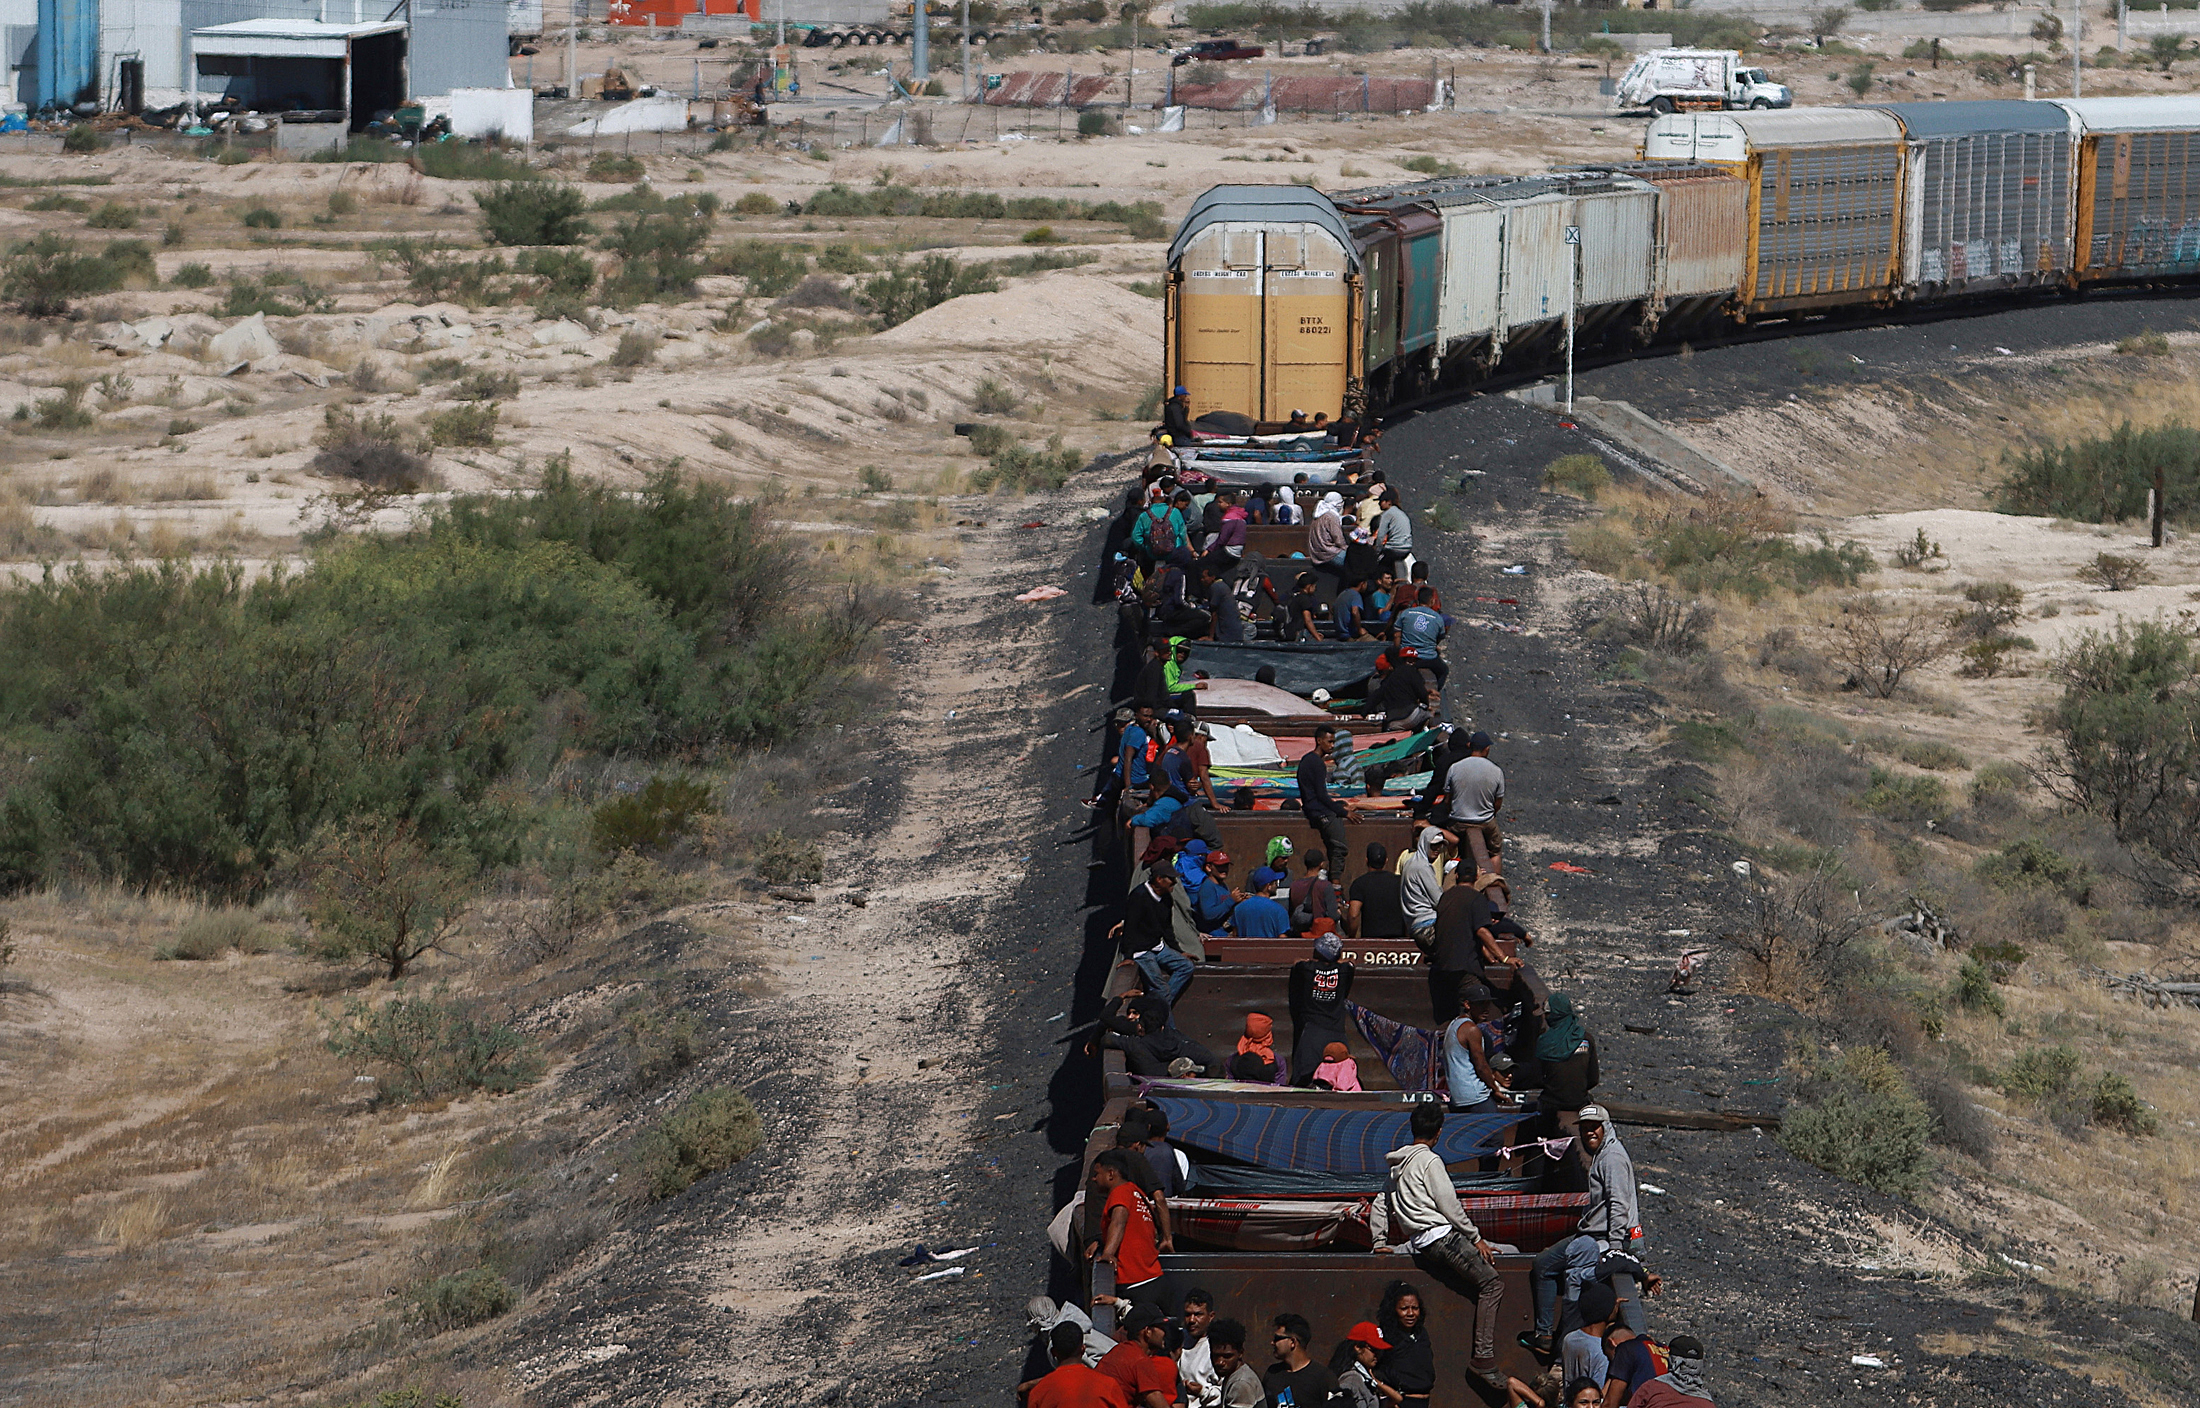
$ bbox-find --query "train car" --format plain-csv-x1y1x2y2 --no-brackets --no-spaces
2053,95,2200,285
1165,185,1362,426
1867,100,2074,298
1644,108,1905,316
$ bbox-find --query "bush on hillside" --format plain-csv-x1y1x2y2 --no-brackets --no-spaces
476,181,588,247
631,1087,763,1199
324,987,545,1099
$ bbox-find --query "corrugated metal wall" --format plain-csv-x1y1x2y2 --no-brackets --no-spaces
1436,202,1501,348
1752,143,1901,304
1574,187,1656,307
411,0,508,96
1644,170,1748,299
1400,217,1441,354
1500,197,1571,328
1906,130,2069,290
2083,130,2200,276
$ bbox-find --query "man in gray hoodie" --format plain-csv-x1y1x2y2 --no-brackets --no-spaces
1369,1103,1507,1393
1524,1103,1654,1354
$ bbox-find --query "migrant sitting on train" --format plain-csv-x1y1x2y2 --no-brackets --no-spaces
1161,96,2200,424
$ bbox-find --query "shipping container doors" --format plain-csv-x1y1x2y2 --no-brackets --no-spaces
1436,201,1503,357
1173,222,1353,422
1748,143,1901,310
1902,131,2070,294
1500,197,1573,340
2078,130,2200,280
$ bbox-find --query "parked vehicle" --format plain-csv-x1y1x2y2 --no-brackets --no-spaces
1615,48,1789,114
1173,37,1264,65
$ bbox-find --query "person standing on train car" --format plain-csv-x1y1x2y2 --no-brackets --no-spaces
1286,933,1355,1085
1369,1104,1509,1397
1296,723,1350,879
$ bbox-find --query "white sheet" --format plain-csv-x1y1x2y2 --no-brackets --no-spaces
1201,722,1286,768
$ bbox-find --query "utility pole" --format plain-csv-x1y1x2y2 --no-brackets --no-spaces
1540,0,1552,52
1564,221,1580,412
1129,3,1137,111
567,8,577,97
2073,0,2082,95
914,0,930,83
961,0,971,101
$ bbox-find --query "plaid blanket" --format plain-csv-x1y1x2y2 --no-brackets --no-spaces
1152,1097,1517,1176
1347,1001,1442,1093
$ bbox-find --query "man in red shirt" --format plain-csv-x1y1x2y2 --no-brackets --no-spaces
1098,1304,1181,1408
1627,1335,1714,1408
1024,1322,1132,1408
1088,1150,1167,1316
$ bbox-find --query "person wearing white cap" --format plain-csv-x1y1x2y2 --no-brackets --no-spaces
1522,1103,1655,1356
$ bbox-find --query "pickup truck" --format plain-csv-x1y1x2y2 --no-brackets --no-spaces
1173,38,1264,66
1614,48,1790,114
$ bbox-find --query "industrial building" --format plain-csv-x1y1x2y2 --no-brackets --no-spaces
10,0,510,121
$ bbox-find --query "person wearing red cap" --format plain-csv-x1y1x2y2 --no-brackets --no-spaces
1325,1322,1393,1408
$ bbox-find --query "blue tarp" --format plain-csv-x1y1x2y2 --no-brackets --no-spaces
1152,1097,1521,1175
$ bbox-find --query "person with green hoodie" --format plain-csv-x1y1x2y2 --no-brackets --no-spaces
1368,1104,1508,1396
1535,992,1601,1169
1162,636,1206,713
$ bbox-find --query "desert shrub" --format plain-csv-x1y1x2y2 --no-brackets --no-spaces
63,124,107,154
1780,1057,1935,1197
1891,526,1944,569
476,181,588,247
857,465,893,494
2090,1071,2159,1135
327,189,359,217
624,1006,704,1086
1999,1043,2082,1098
971,433,1083,492
451,369,520,402
860,254,1000,328
816,243,870,275
241,205,282,229
1608,580,1711,655
1994,419,2200,523
601,209,710,305
1862,767,1946,823
1592,491,1872,599
1895,738,1970,771
1950,581,2024,639
1543,453,1610,501
801,183,1164,238
779,273,853,310
1958,634,2035,678
301,818,477,979
324,988,545,1101
2078,552,2152,591
609,329,659,367
27,193,86,212
31,379,94,431
2117,328,2172,356
971,378,1022,415
1951,955,2005,1016
632,1087,763,1199
591,774,713,854
731,191,779,215
712,239,808,295
1824,595,1954,697
1971,760,2031,807
413,1267,519,1333
1975,838,2091,903
751,828,823,885
429,403,498,447
1726,858,1875,989
587,151,646,182
86,201,138,229
155,908,269,961
3,233,128,316
310,404,433,490
170,261,215,289
2039,620,2200,881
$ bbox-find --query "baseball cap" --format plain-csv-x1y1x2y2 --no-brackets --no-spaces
1668,1335,1705,1360
1122,1304,1166,1333
1345,1321,1392,1351
1172,385,1188,396
1459,983,1496,1006
1466,730,1494,749
1181,839,1209,858
1207,850,1231,866
1577,1103,1611,1125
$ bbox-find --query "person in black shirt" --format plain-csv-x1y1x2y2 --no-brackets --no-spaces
1286,571,1323,643
1101,998,1218,1078
1428,880,1493,1025
1112,869,1194,1006
1287,934,1355,1085
1296,723,1350,880
1370,649,1436,731
1162,385,1194,442
1346,842,1407,939
1263,1314,1339,1408
1377,1282,1435,1408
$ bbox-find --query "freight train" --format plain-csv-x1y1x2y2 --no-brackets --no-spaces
1162,96,2200,423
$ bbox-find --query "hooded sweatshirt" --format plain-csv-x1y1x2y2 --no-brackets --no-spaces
1369,1141,1482,1250
1577,1131,1641,1253
1399,829,1444,934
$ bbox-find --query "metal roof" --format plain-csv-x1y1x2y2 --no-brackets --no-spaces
1169,185,1359,268
1865,99,2071,136
2051,95,2200,133
1335,171,1646,214
1651,107,1902,151
192,17,405,57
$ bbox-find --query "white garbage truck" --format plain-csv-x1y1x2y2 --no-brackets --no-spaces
1614,48,1790,114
